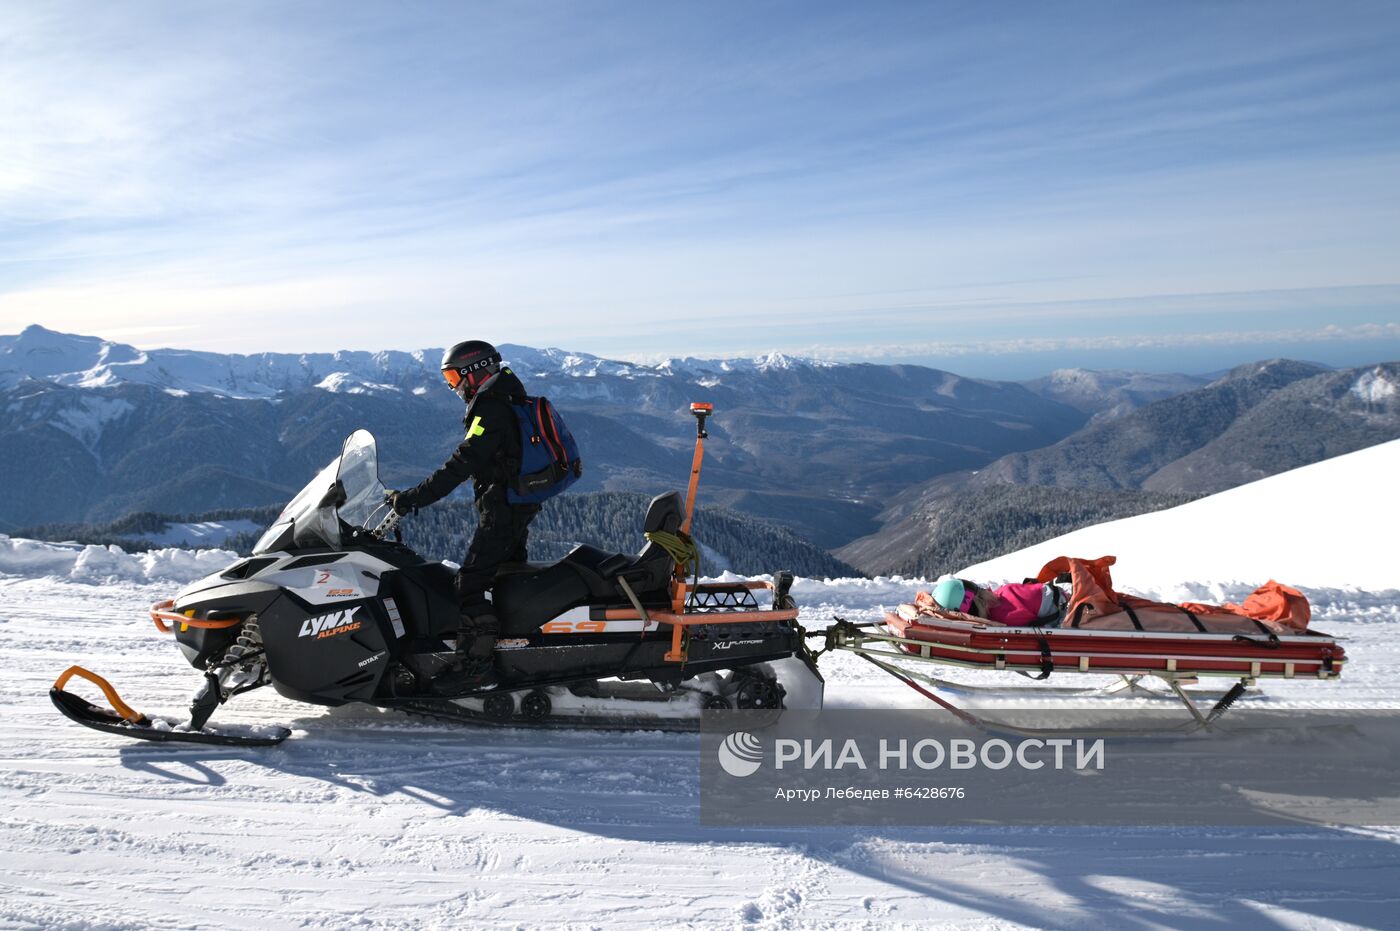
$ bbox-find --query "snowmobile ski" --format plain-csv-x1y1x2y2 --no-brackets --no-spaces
50,666,290,747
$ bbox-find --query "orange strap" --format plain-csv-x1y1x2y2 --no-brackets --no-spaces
52,665,148,724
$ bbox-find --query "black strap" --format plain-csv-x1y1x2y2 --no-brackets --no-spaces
1232,631,1281,649
1251,620,1283,645
1027,636,1054,680
1120,602,1144,631
1176,605,1207,632
1069,603,1090,628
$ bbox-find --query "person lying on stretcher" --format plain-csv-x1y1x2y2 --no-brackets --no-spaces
929,576,1067,626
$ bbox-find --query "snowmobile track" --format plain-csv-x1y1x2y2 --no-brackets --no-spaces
388,698,782,733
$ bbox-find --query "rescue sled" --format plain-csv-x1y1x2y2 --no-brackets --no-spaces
821,561,1345,732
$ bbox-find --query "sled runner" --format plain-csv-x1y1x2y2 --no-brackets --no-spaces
51,403,824,746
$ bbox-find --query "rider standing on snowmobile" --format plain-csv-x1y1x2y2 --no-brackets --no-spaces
388,341,539,690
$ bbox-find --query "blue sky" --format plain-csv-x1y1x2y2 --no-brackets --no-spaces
1,1,1398,377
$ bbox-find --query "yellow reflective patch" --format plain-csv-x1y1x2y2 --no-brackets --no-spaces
467,415,486,439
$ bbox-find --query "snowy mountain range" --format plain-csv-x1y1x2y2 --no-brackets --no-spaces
1021,368,1209,422
0,324,826,400
966,359,1393,493
838,358,1400,575
0,326,1087,541
8,325,1396,573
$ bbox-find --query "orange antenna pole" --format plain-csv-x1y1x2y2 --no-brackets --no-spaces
681,403,712,534
669,402,715,645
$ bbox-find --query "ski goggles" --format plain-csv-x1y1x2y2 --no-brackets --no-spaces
442,353,500,390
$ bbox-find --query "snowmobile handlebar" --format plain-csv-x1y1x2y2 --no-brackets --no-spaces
369,506,400,541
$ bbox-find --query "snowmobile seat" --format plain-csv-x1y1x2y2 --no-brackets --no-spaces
494,561,554,577
523,492,683,598
493,546,661,635
494,559,593,634
560,537,632,582
491,493,686,635
558,542,677,599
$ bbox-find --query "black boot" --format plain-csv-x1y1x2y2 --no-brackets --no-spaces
431,613,500,695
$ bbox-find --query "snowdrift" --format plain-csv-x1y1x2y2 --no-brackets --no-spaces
0,534,237,584
964,438,1400,591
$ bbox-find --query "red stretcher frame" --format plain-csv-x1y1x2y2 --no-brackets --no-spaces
882,612,1345,681
821,612,1345,732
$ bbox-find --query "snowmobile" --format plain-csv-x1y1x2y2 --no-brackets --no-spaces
51,403,824,746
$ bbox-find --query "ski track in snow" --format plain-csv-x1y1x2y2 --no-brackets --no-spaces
2,574,1398,930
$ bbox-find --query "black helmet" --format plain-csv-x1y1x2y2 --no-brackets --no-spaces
440,340,501,401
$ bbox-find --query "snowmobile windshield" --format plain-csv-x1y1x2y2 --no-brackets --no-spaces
334,430,387,531
252,429,389,554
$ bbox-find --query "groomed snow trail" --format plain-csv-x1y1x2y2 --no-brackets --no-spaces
3,572,1399,929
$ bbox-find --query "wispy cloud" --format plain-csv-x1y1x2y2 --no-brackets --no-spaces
0,1,1397,371
788,322,1400,363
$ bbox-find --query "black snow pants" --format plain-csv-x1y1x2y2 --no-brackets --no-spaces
454,486,540,652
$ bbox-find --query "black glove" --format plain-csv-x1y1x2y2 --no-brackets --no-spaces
386,490,415,516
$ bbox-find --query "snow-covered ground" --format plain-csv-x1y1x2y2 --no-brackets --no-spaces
3,571,1398,929
965,439,1400,591
3,444,1400,928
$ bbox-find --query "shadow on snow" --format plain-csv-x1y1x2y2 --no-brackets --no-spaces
118,704,1399,930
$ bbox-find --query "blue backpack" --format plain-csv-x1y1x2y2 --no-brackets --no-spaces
507,396,582,505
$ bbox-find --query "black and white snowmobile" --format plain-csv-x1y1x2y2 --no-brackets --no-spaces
50,404,824,746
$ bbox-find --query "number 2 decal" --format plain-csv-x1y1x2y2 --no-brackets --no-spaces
315,570,331,584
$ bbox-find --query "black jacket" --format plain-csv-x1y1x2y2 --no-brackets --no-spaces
399,368,528,510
